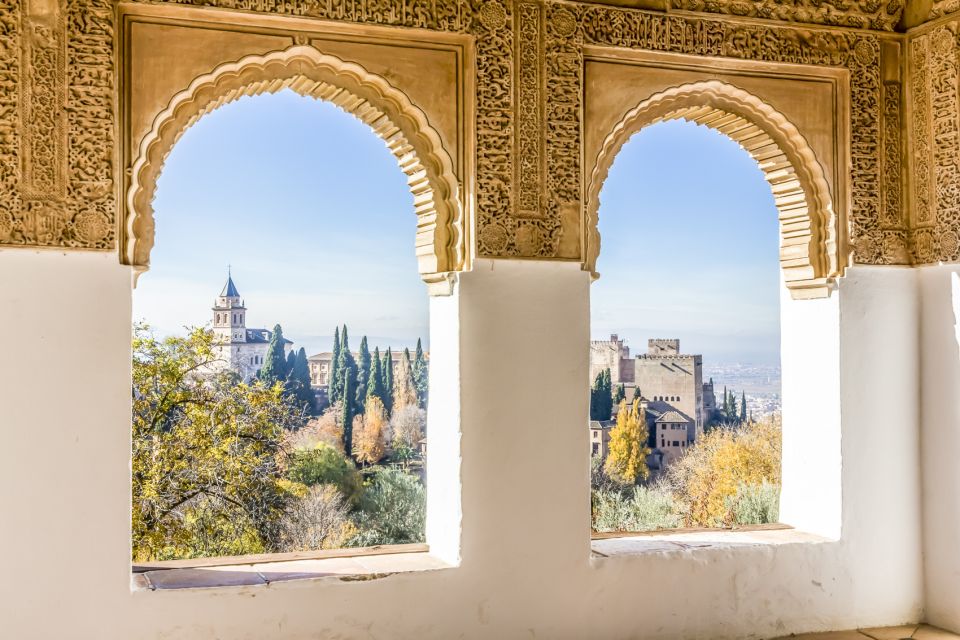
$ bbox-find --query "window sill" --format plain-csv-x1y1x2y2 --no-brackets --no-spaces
131,544,452,591
591,524,831,558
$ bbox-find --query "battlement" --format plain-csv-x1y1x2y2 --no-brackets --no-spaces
648,338,680,355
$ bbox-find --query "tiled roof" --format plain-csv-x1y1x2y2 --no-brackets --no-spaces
655,410,690,424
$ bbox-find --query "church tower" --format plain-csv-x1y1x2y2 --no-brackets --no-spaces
212,269,247,344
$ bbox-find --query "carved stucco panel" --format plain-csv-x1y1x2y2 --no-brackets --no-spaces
671,0,904,32
1,0,114,250
908,22,960,263
0,0,20,245
3,0,956,271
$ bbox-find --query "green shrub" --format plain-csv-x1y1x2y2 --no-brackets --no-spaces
287,443,364,505
349,467,425,546
725,481,780,525
592,484,681,532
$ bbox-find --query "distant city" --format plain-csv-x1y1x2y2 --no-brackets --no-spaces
703,362,782,419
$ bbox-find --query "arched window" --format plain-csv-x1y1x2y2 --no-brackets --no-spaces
589,115,784,537
129,74,460,569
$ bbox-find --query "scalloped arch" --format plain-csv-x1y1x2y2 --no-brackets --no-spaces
123,45,464,294
585,80,846,300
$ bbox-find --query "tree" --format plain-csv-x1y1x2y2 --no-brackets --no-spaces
356,336,371,406
604,399,651,485
328,326,341,405
278,484,355,552
613,383,626,405
353,396,389,466
381,347,394,414
390,404,426,462
286,442,363,505
740,391,747,424
285,351,297,379
412,338,428,408
367,346,384,404
132,326,302,561
589,368,613,420
341,375,354,457
258,324,288,385
666,415,782,527
289,347,314,411
334,327,357,411
289,404,343,452
393,348,418,412
632,386,642,402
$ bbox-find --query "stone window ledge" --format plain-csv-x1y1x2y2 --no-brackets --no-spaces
591,525,831,558
131,545,451,591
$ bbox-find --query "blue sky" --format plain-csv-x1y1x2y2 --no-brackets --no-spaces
133,90,781,363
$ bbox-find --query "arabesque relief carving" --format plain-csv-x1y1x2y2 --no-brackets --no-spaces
4,0,960,278
1,0,113,248
908,22,960,263
670,0,904,31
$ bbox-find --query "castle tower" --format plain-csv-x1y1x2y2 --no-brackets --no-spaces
212,269,247,344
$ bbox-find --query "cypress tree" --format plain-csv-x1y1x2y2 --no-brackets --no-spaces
632,386,642,402
328,326,341,405
613,383,626,405
285,351,297,378
381,347,394,414
740,391,747,424
367,346,384,404
341,375,354,457
412,338,428,408
292,347,314,411
356,336,371,404
335,341,356,413
722,385,729,418
601,368,613,419
258,324,288,386
589,371,604,421
393,347,418,411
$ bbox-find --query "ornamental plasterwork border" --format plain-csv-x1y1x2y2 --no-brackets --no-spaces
585,81,842,299
0,0,114,249
542,1,908,266
907,21,960,262
0,0,925,269
124,46,464,294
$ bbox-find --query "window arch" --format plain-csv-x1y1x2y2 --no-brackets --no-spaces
123,45,466,294
585,80,845,300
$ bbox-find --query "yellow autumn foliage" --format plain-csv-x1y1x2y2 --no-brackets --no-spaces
604,399,651,485
667,415,782,527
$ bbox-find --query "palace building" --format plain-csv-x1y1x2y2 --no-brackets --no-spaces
210,271,292,382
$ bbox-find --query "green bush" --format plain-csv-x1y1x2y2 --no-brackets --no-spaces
592,484,681,533
349,467,425,546
725,481,780,525
287,443,364,505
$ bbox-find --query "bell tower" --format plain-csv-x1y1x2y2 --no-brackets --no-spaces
212,268,247,344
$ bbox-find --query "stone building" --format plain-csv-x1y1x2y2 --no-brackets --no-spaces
590,335,705,441
210,271,292,382
307,349,408,389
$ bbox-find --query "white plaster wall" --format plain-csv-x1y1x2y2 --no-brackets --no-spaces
918,265,960,632
0,254,926,639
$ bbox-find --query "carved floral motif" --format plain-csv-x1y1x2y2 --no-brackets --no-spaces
672,0,903,31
